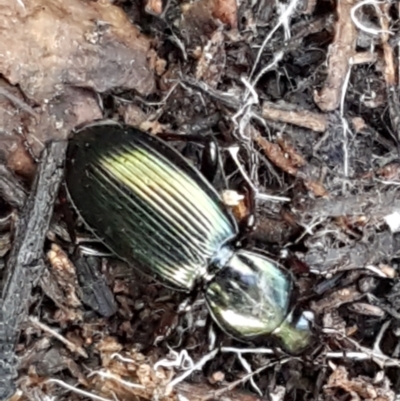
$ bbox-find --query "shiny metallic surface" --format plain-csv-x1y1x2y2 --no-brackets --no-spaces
272,310,313,354
205,250,292,340
66,123,312,353
66,124,237,290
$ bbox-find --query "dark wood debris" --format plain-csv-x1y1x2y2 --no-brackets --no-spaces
0,142,66,399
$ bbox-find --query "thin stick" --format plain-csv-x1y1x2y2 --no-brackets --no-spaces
29,316,88,358
0,141,66,399
46,379,113,401
0,86,38,118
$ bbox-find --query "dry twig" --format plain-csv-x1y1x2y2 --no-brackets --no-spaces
313,0,357,111
262,102,328,133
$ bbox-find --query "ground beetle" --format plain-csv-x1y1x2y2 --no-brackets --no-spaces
65,123,312,353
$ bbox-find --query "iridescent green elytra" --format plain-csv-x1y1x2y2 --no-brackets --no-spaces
66,123,312,353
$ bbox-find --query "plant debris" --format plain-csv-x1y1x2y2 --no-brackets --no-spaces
1,0,400,400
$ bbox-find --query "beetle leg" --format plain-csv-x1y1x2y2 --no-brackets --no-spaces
159,132,221,184
200,136,220,184
75,241,114,258
58,183,77,244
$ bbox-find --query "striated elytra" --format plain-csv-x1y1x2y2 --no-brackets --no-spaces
66,123,312,353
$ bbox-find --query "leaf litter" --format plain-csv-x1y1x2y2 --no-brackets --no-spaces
1,0,400,400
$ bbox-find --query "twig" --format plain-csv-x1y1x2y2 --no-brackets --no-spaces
154,348,195,370
365,264,389,278
46,379,113,401
110,353,137,365
165,349,219,393
327,351,382,360
0,141,66,400
314,0,357,111
324,328,400,368
220,346,275,355
253,131,328,197
28,316,88,358
372,319,391,355
236,353,262,396
87,370,145,390
220,346,282,397
0,165,27,210
202,358,291,401
0,86,38,119
175,381,265,401
262,102,328,132
228,146,259,193
340,58,353,180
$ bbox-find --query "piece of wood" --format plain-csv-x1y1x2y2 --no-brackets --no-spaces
0,141,66,400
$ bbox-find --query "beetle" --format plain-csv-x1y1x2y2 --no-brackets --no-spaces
65,123,312,353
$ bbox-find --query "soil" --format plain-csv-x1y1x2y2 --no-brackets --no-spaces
0,0,400,400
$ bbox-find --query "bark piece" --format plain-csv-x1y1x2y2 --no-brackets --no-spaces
73,252,118,318
262,102,328,133
196,30,226,88
0,141,66,400
313,0,357,111
0,165,27,210
0,0,155,102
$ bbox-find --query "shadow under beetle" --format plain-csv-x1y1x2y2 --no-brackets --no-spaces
65,122,312,353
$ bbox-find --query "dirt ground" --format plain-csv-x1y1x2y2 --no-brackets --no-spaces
0,0,400,400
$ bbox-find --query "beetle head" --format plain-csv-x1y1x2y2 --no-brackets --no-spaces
205,249,312,353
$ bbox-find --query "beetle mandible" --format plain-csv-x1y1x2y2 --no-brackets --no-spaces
65,123,312,353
